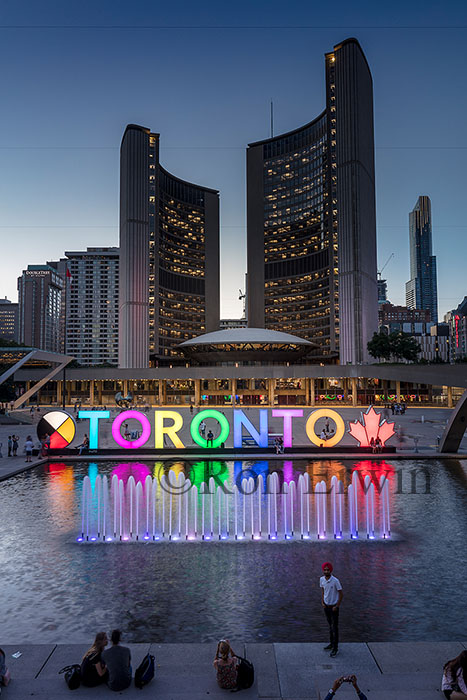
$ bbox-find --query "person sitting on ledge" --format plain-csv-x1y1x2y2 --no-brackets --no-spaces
442,650,467,699
323,675,367,700
0,646,11,689
78,434,89,455
81,631,109,687
213,639,238,690
101,629,132,692
207,429,214,447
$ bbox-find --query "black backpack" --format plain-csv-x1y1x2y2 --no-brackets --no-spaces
59,664,81,690
236,656,254,689
134,653,155,689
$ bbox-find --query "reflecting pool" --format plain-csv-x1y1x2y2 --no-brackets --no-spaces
1,459,466,643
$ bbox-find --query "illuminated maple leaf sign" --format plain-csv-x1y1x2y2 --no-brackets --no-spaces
348,406,396,447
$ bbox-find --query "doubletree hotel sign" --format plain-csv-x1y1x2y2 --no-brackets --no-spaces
39,406,395,450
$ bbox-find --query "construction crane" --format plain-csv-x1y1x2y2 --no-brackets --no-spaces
239,288,246,318
377,253,394,280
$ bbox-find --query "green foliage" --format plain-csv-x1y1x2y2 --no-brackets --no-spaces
367,331,391,361
389,331,421,362
0,337,24,347
368,330,421,363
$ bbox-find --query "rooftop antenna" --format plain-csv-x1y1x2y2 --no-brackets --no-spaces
270,100,274,138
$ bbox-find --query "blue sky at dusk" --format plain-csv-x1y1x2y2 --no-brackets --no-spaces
1,0,466,318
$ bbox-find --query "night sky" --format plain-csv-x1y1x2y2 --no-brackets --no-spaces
1,0,466,318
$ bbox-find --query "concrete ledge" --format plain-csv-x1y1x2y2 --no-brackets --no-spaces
367,641,465,673
0,642,461,699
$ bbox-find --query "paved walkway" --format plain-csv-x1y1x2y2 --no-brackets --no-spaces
1,642,465,698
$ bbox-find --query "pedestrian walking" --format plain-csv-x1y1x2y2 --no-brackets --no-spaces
7,436,12,457
320,561,343,657
12,435,19,456
324,417,330,434
200,420,206,438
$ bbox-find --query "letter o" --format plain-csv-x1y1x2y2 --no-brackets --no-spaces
305,408,345,448
112,410,151,449
190,409,230,448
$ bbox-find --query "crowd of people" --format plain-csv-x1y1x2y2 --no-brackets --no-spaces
390,402,406,415
3,434,36,461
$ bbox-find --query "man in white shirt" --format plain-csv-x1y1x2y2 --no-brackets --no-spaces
320,561,343,657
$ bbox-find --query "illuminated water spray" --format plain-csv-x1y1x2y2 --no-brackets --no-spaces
79,468,391,542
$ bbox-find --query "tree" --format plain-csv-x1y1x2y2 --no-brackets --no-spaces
0,337,24,347
367,331,391,361
367,330,421,363
389,332,421,362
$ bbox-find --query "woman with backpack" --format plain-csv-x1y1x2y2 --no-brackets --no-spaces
213,640,238,690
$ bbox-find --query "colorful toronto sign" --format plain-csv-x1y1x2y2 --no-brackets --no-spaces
68,406,395,450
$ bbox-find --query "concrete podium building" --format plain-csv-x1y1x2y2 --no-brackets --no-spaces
247,38,378,365
119,125,220,369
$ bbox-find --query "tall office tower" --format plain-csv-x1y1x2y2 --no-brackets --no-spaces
405,196,438,323
119,125,220,368
247,38,378,364
52,248,119,366
17,265,63,352
0,298,19,342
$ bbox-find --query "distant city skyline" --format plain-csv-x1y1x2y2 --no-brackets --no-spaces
1,0,467,320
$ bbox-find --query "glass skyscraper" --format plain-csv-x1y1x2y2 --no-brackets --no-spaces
405,195,438,323
119,125,220,368
247,38,378,364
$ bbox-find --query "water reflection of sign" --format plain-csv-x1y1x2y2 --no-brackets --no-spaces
42,406,394,451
